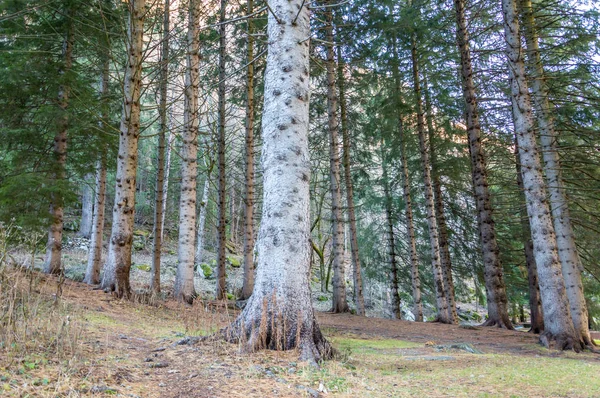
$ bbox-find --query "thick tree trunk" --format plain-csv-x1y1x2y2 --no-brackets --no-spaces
454,0,512,329
224,0,333,362
101,0,145,298
195,173,211,267
501,0,583,350
151,0,170,294
423,74,458,324
241,0,256,300
43,10,74,275
78,174,94,239
381,145,401,320
515,144,544,333
324,6,348,314
175,0,200,304
519,0,593,347
410,35,450,323
337,44,365,316
216,0,228,300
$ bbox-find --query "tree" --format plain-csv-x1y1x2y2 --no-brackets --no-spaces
78,175,94,238
224,0,333,362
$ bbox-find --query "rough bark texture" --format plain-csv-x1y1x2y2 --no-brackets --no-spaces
151,0,170,294
175,0,200,304
195,174,211,267
78,174,94,239
515,144,544,334
101,0,145,297
241,0,256,300
84,159,107,285
324,6,348,314
520,0,592,346
43,10,74,275
224,0,333,362
215,0,228,300
501,0,583,350
337,44,365,316
410,35,450,323
454,0,512,329
423,75,458,324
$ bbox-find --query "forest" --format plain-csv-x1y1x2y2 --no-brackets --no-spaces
1,0,599,396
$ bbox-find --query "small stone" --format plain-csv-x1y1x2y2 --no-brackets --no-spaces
149,362,169,369
158,383,166,387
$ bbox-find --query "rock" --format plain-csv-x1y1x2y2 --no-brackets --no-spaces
296,385,320,398
158,383,166,387
90,385,117,394
149,362,169,369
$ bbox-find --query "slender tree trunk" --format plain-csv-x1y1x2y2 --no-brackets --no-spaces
161,123,174,240
381,145,401,320
216,0,228,300
515,143,544,333
195,171,211,266
454,0,512,329
324,5,348,313
78,174,94,239
224,0,333,362
175,0,200,304
241,0,256,300
423,74,458,324
410,34,450,323
151,0,170,294
501,0,582,350
520,0,593,347
337,44,365,316
43,9,75,275
101,0,145,297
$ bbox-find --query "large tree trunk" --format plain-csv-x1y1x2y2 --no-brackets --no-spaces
195,172,211,267
337,43,365,316
101,0,145,297
241,0,256,300
454,0,512,329
78,174,94,239
151,0,170,294
515,143,544,333
410,35,450,323
423,74,458,324
381,145,401,320
175,0,200,304
501,0,583,350
224,0,333,362
215,0,228,300
43,9,74,275
324,6,348,314
519,0,593,347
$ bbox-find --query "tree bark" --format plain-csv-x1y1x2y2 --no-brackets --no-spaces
423,74,458,324
151,0,170,294
410,34,450,323
454,0,512,329
337,43,365,316
43,8,75,275
519,0,593,347
175,0,200,304
78,174,94,239
195,171,211,267
101,0,145,298
241,0,256,300
324,5,348,314
501,0,583,350
224,0,333,362
161,123,174,240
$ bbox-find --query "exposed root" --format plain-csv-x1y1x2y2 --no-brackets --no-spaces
481,317,515,330
539,331,585,352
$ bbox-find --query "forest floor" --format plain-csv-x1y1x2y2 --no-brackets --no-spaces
1,270,600,398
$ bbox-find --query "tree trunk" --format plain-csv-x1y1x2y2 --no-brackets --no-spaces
224,0,333,362
216,0,228,300
101,0,145,298
151,0,170,294
78,174,94,239
519,0,593,347
161,123,174,240
454,0,512,329
337,43,365,316
423,74,458,324
381,145,401,320
324,5,348,314
501,0,583,350
175,0,200,304
43,9,74,275
410,34,450,323
241,0,256,299
515,144,544,333
195,172,211,267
